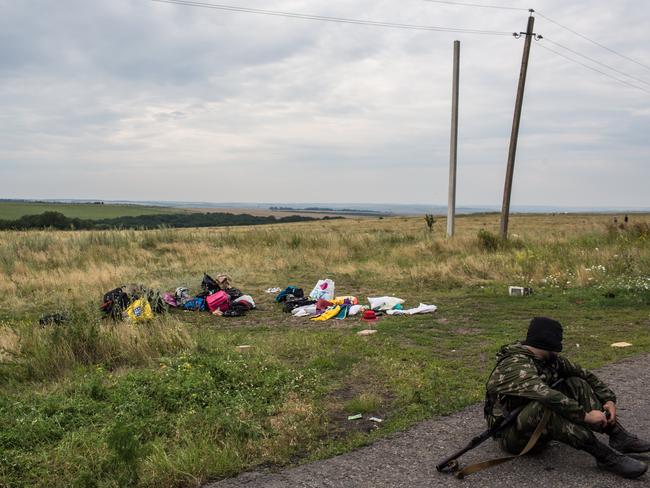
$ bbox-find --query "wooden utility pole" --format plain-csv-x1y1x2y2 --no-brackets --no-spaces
447,40,460,238
500,13,538,240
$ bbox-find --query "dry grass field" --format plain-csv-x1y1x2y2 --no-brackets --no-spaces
0,213,649,487
1,213,648,311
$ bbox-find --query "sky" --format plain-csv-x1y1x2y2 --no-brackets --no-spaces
1,0,649,208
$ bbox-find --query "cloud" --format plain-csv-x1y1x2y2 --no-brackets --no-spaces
0,0,648,207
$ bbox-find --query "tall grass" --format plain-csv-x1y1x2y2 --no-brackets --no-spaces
1,307,194,383
0,214,649,315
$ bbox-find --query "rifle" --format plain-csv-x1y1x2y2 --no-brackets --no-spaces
436,378,564,474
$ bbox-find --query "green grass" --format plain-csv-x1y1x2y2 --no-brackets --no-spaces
0,201,183,220
344,394,383,415
1,286,649,487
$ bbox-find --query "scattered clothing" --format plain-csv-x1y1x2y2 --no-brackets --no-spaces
333,296,358,305
387,303,437,316
368,296,405,311
310,305,341,321
348,305,364,316
234,295,256,309
224,287,244,301
334,305,350,320
163,292,178,308
283,297,315,313
316,299,334,311
275,286,304,303
183,297,207,311
292,304,318,317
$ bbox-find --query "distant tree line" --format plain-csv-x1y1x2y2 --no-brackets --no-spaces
0,211,341,230
270,205,384,214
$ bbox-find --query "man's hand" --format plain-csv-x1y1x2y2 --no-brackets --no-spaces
603,401,617,426
584,409,608,428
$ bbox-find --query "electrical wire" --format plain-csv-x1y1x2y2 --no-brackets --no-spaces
537,43,650,95
420,1,650,74
150,0,514,36
422,0,528,11
544,38,650,87
535,11,650,72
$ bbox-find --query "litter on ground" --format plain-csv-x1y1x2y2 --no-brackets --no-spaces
357,329,378,336
276,279,438,324
611,342,633,348
96,276,436,327
386,303,437,316
99,273,257,322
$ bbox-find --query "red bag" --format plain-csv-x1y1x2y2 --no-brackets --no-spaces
206,291,230,312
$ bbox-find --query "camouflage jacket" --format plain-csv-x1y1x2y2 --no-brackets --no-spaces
484,343,616,427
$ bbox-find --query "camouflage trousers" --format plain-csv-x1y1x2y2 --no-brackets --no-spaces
499,377,603,454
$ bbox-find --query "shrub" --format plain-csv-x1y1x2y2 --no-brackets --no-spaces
477,229,500,252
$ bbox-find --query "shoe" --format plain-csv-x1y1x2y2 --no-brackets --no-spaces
608,422,650,454
581,439,648,479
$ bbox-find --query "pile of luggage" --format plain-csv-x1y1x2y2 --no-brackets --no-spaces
100,274,256,322
100,284,166,322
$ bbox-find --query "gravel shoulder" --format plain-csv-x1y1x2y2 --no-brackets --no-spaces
206,354,650,488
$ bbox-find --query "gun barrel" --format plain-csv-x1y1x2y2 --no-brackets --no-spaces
435,434,489,472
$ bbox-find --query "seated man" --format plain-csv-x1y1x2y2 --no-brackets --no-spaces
485,317,649,479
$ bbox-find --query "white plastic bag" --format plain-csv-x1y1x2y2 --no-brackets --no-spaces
309,279,335,301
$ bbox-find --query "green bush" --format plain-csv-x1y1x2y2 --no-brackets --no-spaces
477,229,500,252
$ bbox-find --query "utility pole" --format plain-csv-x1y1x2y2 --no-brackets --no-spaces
447,40,460,238
500,11,540,240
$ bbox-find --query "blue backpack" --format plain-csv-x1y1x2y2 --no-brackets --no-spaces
183,297,207,311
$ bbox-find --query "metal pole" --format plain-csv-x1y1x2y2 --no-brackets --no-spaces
448,40,460,238
500,14,536,240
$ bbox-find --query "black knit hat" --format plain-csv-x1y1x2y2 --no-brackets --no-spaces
523,317,563,352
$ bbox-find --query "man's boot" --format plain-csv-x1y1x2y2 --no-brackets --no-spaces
581,439,647,478
607,422,650,453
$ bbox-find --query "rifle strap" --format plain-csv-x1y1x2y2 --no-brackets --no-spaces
454,407,551,479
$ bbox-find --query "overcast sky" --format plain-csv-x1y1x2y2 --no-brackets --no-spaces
1,0,648,207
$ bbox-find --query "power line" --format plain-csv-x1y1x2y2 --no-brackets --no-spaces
537,43,650,95
149,0,513,36
535,11,650,73
420,1,650,74
422,0,528,11
544,38,650,87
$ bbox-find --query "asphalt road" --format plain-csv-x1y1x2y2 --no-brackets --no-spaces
206,354,650,488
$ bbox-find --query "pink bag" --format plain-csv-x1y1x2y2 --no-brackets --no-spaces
163,292,178,308
206,291,230,312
